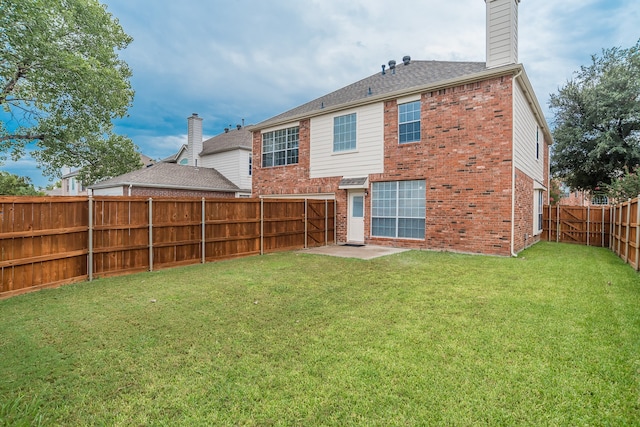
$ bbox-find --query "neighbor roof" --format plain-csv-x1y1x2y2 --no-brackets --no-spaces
89,162,239,192
200,127,252,156
161,144,187,163
252,60,492,129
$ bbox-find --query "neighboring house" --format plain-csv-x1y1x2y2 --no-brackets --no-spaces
558,182,610,206
88,162,239,197
58,154,155,196
249,0,552,256
163,113,252,193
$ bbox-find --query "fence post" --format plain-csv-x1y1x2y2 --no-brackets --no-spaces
546,205,550,242
556,204,560,243
88,196,93,282
260,198,264,255
325,199,328,246
636,196,640,271
586,204,590,246
625,199,631,263
148,198,153,272
334,200,337,244
601,206,605,248
201,197,206,264
304,198,308,249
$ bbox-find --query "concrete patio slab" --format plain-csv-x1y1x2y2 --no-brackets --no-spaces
297,244,410,260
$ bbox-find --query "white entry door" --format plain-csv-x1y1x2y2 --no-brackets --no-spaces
347,191,365,243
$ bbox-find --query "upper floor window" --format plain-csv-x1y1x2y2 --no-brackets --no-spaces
262,126,299,167
399,101,421,143
333,113,356,152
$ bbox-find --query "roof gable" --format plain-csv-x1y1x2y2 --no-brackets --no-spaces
200,128,252,156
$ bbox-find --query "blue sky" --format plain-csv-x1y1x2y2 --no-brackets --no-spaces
4,0,639,188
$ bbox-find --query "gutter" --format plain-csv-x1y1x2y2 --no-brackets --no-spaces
511,67,524,257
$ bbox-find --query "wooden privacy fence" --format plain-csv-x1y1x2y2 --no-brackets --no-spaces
542,198,640,271
0,196,335,298
543,205,611,247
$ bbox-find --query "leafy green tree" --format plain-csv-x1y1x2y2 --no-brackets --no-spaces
0,171,43,195
602,166,640,202
550,40,640,192
0,0,141,185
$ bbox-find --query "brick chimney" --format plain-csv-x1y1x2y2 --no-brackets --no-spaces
187,113,203,167
486,0,520,69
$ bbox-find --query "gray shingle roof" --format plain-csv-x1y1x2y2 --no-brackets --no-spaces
200,127,252,156
253,60,488,129
89,162,239,192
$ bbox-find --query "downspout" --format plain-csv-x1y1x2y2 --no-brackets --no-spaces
128,184,132,197
511,68,523,257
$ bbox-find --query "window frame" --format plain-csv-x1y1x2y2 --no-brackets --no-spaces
398,100,421,144
371,180,426,239
333,113,357,152
261,126,299,168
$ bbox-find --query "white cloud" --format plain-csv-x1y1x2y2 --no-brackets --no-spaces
10,0,640,185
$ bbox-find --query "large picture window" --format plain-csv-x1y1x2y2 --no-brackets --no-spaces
372,180,426,239
262,126,299,167
333,113,356,152
399,101,421,144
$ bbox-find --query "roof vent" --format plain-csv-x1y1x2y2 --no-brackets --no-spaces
388,60,396,69
224,128,229,133
236,124,241,130
381,64,386,75
402,55,411,65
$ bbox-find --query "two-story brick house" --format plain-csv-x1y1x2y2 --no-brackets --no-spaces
249,0,552,256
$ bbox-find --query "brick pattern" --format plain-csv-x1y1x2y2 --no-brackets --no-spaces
253,75,544,256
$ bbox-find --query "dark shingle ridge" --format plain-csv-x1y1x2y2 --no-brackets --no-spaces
254,60,487,129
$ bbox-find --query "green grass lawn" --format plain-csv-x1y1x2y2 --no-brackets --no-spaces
1,242,639,426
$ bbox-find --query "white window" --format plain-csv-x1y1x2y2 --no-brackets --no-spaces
372,180,425,239
333,113,356,152
262,126,299,167
399,101,421,143
535,190,544,234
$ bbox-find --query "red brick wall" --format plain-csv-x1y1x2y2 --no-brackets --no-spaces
130,187,236,198
253,75,526,256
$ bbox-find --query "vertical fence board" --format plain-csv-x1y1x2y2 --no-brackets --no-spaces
543,200,639,271
0,196,335,298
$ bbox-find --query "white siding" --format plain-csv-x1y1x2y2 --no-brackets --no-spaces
513,79,544,182
486,0,518,68
200,149,252,190
309,103,384,178
176,151,189,165
92,186,125,196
